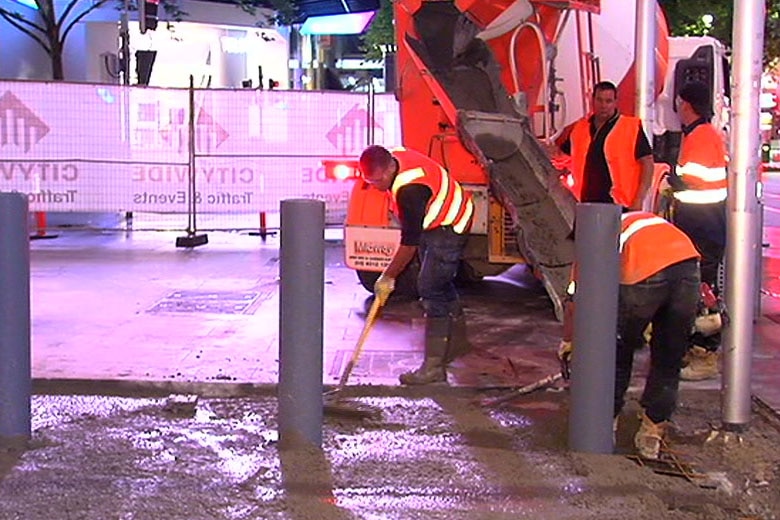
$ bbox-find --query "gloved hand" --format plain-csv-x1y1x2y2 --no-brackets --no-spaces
557,340,573,380
373,274,396,305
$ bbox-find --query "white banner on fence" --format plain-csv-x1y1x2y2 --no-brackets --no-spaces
0,81,401,216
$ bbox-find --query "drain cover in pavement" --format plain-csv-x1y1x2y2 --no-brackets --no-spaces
148,290,268,315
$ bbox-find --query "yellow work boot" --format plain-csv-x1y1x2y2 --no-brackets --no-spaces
680,346,719,381
634,412,667,460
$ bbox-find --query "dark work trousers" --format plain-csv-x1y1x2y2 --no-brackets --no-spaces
673,200,726,291
417,226,468,318
614,258,700,423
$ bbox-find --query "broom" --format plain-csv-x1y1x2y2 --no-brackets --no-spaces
323,296,384,419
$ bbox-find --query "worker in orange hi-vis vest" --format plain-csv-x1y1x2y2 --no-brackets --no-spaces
559,212,700,459
551,81,655,210
668,81,728,382
359,145,474,386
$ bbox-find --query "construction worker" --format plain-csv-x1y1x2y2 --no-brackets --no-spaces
554,81,655,210
670,81,728,381
358,145,474,385
559,212,700,459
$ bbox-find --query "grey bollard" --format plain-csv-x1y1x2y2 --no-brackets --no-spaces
0,193,31,445
278,199,325,449
569,203,621,454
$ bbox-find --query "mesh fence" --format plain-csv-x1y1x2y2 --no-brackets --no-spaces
0,80,401,231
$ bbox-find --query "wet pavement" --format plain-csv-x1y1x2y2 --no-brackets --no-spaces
22,226,780,411
0,221,779,518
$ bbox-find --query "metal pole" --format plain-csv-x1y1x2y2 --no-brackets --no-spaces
120,0,131,86
0,193,31,446
634,0,655,142
278,199,325,448
188,75,196,235
569,203,621,454
367,79,375,146
722,0,765,430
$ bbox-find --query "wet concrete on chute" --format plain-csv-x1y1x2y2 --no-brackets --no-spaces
1,389,779,519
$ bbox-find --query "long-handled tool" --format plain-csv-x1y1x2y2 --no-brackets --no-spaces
323,296,384,419
480,372,563,407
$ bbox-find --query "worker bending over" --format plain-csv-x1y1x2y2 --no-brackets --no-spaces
560,212,700,459
358,145,474,385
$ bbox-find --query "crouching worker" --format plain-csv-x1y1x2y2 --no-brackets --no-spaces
559,211,700,458
358,145,474,385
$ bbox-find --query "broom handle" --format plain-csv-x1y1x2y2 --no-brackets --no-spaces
336,297,383,389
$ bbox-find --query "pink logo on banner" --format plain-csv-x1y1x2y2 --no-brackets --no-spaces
160,107,228,152
0,91,50,152
194,108,229,150
326,104,381,155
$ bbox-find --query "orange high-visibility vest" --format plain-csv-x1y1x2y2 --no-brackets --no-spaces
389,148,474,234
620,212,700,284
569,115,644,207
674,123,728,204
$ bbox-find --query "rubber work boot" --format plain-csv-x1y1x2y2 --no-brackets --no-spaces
399,317,450,385
680,345,719,381
634,412,667,460
444,312,472,364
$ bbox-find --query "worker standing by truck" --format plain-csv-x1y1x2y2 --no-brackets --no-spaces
669,81,728,381
559,212,700,459
553,81,655,210
358,145,474,385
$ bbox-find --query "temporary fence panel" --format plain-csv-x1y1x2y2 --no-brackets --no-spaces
0,80,401,224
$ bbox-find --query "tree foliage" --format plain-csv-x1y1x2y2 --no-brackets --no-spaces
361,0,393,61
658,0,780,67
0,0,286,80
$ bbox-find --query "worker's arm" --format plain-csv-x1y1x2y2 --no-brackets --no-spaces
630,124,655,210
374,184,430,302
384,184,429,278
631,154,655,210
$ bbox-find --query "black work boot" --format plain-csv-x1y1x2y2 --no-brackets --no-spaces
399,317,450,385
444,311,471,364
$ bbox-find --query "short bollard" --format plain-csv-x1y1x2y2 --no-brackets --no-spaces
568,203,620,454
0,193,32,446
278,199,325,449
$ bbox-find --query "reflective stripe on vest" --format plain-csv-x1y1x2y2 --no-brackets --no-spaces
391,152,473,234
619,214,668,252
619,212,700,284
674,123,728,204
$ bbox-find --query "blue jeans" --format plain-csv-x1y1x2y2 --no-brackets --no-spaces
614,258,700,423
417,226,468,318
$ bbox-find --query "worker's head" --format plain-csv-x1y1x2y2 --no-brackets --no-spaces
592,81,618,120
359,145,398,191
676,81,713,121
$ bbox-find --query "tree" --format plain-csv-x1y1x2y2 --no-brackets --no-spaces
658,0,780,67
0,0,297,80
361,0,393,61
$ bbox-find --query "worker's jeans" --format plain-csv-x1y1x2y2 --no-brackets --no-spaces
417,226,468,318
614,259,700,423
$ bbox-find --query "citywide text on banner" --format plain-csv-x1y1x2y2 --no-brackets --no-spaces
0,81,400,217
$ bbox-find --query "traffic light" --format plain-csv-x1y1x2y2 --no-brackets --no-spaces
268,78,279,90
139,0,160,34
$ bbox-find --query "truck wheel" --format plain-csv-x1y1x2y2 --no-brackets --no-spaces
356,258,420,300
